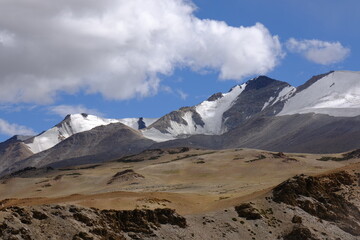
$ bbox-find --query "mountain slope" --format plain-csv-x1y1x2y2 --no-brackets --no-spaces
279,71,360,117
152,113,360,153
0,136,34,174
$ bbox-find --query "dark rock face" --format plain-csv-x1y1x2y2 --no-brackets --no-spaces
273,171,360,236
283,226,319,240
234,203,262,220
291,215,302,224
207,92,223,101
32,210,48,220
149,107,205,134
138,117,146,130
223,76,291,130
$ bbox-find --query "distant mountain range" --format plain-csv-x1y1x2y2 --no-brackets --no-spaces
1,70,360,175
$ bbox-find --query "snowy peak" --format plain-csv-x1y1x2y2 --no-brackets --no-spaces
142,83,249,141
24,114,159,154
244,75,283,90
26,114,120,153
279,71,360,117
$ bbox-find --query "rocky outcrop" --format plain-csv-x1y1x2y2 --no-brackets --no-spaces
273,171,360,236
0,205,186,240
283,226,319,240
107,169,145,184
234,203,262,220
100,208,187,234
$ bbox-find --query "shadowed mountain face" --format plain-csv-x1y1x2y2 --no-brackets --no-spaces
222,76,292,130
152,114,360,154
0,136,34,174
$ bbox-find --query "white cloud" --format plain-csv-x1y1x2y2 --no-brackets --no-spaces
286,38,350,65
0,0,283,104
0,119,36,136
177,89,188,100
48,105,103,117
0,30,15,47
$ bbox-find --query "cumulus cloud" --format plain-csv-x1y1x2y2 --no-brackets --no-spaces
286,38,350,65
48,105,103,117
0,0,282,104
0,119,36,136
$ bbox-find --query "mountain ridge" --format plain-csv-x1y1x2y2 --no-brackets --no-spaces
1,70,360,175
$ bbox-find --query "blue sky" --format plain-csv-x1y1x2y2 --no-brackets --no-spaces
0,0,359,141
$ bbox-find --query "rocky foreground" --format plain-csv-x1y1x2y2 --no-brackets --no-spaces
0,169,359,240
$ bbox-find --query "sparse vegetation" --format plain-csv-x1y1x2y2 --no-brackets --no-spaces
246,154,266,163
195,160,205,164
168,147,190,154
318,149,360,161
175,151,216,161
65,173,82,176
78,165,101,170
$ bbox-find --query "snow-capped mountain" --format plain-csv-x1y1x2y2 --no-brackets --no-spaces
25,114,158,154
2,70,360,176
142,83,248,142
143,76,295,142
26,114,120,153
13,70,360,150
143,70,360,142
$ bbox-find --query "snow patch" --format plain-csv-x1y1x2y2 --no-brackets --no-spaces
141,128,175,142
261,96,274,111
271,86,296,105
195,83,247,134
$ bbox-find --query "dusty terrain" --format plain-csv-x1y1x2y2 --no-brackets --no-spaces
0,147,359,239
